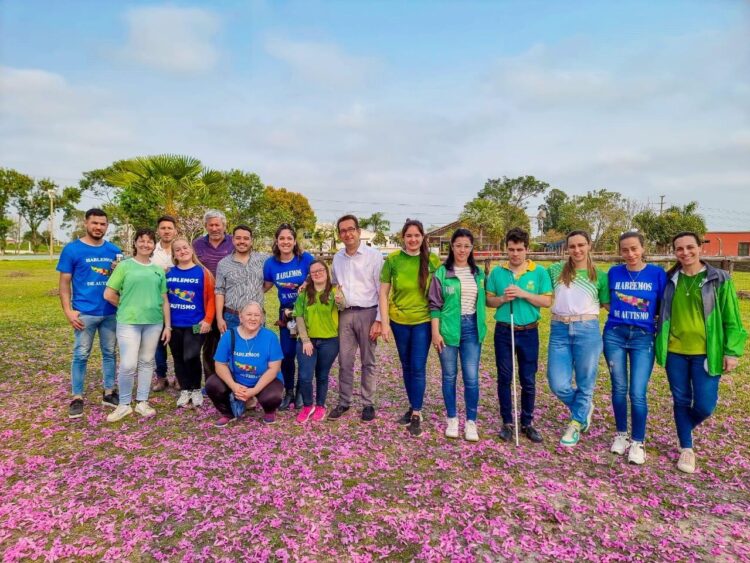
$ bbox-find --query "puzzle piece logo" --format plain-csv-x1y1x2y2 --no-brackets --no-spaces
234,361,257,374
90,266,112,277
169,288,195,303
616,291,649,312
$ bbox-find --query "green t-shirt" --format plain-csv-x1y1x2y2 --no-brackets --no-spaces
548,262,609,316
293,288,339,339
380,251,442,325
106,259,167,324
668,271,707,355
486,261,552,325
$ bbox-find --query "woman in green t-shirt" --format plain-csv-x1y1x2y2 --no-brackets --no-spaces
379,219,441,437
656,232,747,474
293,260,345,423
104,228,170,423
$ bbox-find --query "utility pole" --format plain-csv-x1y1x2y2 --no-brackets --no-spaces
47,188,56,260
659,195,666,215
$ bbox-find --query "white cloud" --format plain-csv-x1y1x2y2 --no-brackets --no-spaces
263,36,378,88
120,6,221,73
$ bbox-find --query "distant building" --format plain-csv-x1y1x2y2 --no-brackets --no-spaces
304,222,380,252
425,221,498,255
702,232,750,256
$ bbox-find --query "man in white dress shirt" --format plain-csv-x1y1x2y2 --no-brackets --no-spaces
328,214,383,422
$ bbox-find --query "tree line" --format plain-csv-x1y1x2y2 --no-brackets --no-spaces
1,156,707,253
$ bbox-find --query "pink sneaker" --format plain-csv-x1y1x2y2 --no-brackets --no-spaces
214,415,235,428
296,405,316,423
311,406,326,422
262,412,277,425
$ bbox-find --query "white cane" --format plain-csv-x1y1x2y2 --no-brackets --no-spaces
509,299,520,446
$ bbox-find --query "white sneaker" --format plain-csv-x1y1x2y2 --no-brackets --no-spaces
677,448,696,474
191,390,204,407
464,420,479,442
107,404,133,423
628,441,646,465
445,417,459,439
135,401,156,418
176,391,192,408
610,433,630,455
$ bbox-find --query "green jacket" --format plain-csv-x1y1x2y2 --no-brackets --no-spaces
656,262,747,375
428,264,486,346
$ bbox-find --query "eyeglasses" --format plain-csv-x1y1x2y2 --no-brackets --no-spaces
452,243,473,250
310,269,327,275
339,227,358,235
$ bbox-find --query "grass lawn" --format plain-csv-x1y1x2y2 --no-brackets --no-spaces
1,260,749,561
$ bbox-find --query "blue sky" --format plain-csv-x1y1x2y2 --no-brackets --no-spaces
1,0,748,231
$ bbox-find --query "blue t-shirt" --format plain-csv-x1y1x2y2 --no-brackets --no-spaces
56,239,121,316
263,252,315,308
214,327,284,387
167,264,209,327
605,264,667,333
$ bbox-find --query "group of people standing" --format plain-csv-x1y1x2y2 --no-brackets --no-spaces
58,208,746,474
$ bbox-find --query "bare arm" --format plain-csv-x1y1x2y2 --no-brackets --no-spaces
263,281,274,292
248,360,282,396
103,287,120,308
378,283,391,342
58,272,84,329
161,294,171,344
215,293,226,333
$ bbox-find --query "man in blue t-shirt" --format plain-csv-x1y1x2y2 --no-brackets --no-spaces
57,209,121,419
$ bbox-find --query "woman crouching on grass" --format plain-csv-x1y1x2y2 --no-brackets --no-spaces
656,232,746,473
603,231,666,464
167,237,215,409
293,260,345,423
547,230,609,447
207,301,285,427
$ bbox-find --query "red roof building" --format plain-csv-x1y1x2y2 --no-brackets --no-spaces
702,232,750,256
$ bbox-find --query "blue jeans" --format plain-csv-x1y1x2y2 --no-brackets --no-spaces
71,314,117,396
439,314,481,421
603,325,655,442
494,324,539,426
154,337,168,379
117,323,163,404
297,337,339,406
391,320,431,411
279,310,297,392
547,319,602,425
665,353,720,448
223,311,240,332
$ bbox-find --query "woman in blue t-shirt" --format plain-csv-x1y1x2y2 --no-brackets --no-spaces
263,224,314,411
207,301,285,427
603,231,667,465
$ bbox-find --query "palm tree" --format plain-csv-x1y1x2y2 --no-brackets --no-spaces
359,212,391,246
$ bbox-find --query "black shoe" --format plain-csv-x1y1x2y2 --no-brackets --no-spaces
279,390,294,411
294,389,304,410
102,390,119,408
407,414,423,437
522,425,543,443
327,405,350,420
498,423,514,442
397,408,413,425
69,398,84,419
361,406,376,422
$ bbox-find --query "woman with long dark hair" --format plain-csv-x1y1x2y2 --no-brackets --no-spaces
656,232,746,473
603,231,666,464
379,219,441,437
263,224,315,410
428,228,487,442
547,230,609,447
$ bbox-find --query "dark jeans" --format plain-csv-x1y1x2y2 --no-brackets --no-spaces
391,320,431,411
494,323,539,427
297,337,339,407
279,309,298,392
154,336,168,378
205,374,284,417
665,352,720,448
169,327,205,391
202,320,221,379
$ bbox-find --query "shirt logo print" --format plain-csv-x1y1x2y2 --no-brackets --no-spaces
90,266,112,277
615,291,649,312
169,288,195,303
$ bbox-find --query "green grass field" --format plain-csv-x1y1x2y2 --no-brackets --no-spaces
1,260,749,561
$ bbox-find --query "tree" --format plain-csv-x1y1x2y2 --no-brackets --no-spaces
633,201,706,252
0,169,34,253
538,188,569,233
554,189,629,251
310,224,337,252
12,179,82,251
256,186,317,243
359,212,391,246
478,175,550,210
223,169,265,229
